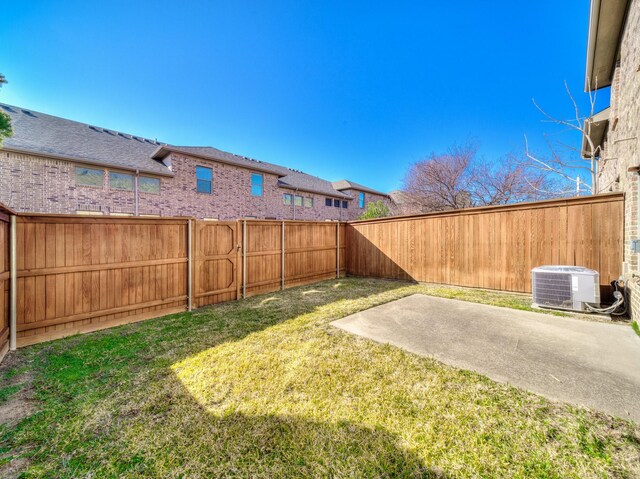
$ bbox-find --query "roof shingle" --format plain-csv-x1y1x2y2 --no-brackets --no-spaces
1,103,171,176
1,103,383,199
332,179,387,196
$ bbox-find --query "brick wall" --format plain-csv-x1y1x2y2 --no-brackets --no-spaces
0,150,166,216
277,191,352,221
595,0,640,320
338,188,389,218
0,149,386,221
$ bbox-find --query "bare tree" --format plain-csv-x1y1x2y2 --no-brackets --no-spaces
523,80,601,195
403,143,475,211
399,143,552,214
471,155,551,206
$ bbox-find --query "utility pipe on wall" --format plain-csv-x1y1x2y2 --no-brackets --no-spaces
9,215,16,350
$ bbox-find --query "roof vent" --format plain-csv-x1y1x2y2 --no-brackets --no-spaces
132,136,144,142
0,105,16,113
117,132,131,139
89,126,103,133
22,110,37,117
104,129,115,136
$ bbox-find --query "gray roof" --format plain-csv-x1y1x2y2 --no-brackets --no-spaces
152,146,286,176
1,103,380,198
0,103,172,176
388,190,412,203
276,168,352,199
332,179,387,196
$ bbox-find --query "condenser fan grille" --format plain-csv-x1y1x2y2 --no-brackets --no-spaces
532,272,573,308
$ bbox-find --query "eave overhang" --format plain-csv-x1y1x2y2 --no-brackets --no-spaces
581,107,610,158
585,0,630,91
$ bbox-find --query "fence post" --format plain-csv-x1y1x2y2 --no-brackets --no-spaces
9,215,16,351
187,219,193,311
281,221,285,290
242,220,247,299
336,222,340,279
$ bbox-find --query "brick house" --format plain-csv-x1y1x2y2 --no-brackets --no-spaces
584,0,640,318
0,104,387,220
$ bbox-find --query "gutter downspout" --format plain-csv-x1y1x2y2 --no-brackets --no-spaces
134,169,140,216
293,188,298,220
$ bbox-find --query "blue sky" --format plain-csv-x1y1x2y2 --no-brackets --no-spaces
0,1,605,192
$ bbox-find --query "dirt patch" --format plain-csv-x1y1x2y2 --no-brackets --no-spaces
0,352,38,427
0,387,36,427
0,352,39,478
0,457,31,479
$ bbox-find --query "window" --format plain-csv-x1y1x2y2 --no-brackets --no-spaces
109,171,134,191
283,193,292,205
342,200,348,209
325,198,332,207
295,195,303,206
75,167,103,187
333,199,340,208
359,192,365,208
304,197,313,208
196,166,213,194
251,173,263,196
139,176,160,194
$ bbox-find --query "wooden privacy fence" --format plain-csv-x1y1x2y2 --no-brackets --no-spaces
0,192,624,352
15,215,190,346
8,215,346,347
242,221,346,297
346,193,624,295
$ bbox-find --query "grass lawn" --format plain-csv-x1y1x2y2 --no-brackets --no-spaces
1,278,639,478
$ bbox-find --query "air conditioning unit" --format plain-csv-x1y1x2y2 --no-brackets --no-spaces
531,266,600,312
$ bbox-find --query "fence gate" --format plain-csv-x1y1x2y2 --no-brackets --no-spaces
192,221,241,307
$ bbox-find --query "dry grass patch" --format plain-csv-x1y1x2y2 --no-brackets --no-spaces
0,278,638,478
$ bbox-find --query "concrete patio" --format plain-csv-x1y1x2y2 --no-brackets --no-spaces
333,294,640,422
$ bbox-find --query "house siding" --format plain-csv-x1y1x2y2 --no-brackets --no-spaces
0,149,386,221
595,0,640,320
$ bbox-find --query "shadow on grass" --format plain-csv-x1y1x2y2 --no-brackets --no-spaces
2,278,446,477
91,371,447,478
